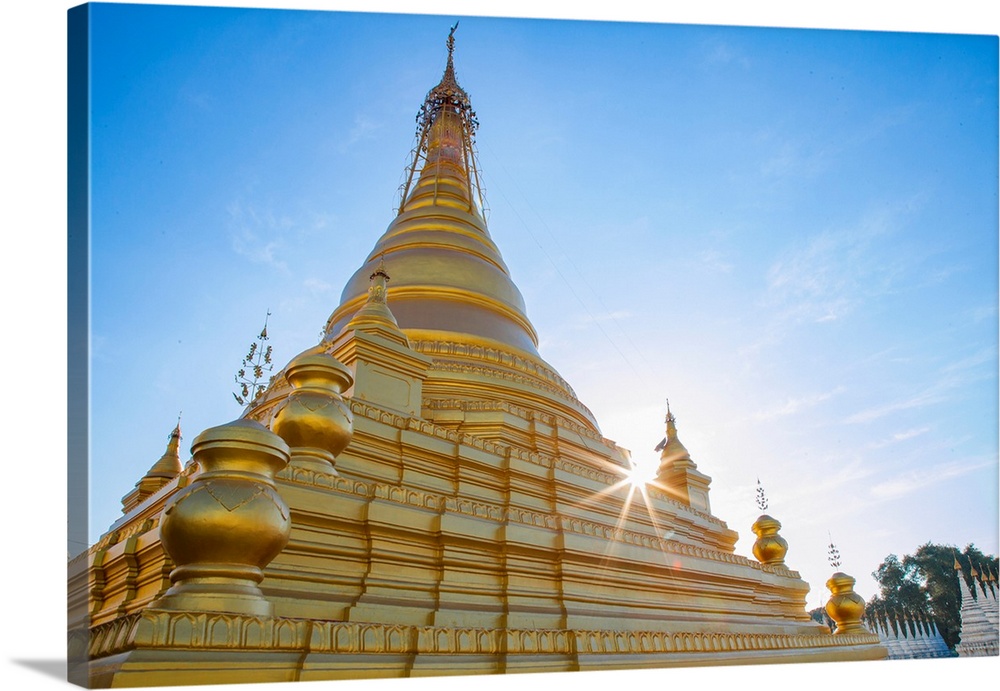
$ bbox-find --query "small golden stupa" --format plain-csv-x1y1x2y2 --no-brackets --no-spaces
68,27,885,687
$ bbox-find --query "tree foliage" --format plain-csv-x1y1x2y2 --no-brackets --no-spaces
869,542,998,650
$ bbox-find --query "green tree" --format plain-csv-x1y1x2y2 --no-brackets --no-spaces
870,542,999,650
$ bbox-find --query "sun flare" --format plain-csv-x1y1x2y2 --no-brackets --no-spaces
626,458,659,488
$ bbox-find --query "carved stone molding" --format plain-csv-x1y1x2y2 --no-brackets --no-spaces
86,610,881,659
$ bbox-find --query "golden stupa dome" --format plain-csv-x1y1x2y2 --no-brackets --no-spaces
322,28,598,432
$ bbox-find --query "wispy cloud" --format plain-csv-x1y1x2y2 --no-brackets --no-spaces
847,346,997,425
940,345,997,375
345,115,380,148
699,249,733,274
227,201,290,272
178,83,216,112
754,385,846,421
758,139,830,180
779,453,877,510
964,303,998,324
303,277,334,295
867,426,932,449
869,458,995,500
844,388,946,424
703,40,751,69
765,225,876,324
576,310,633,325
748,201,920,356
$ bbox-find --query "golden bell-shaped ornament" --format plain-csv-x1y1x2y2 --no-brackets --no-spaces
751,514,788,565
155,418,291,617
825,572,868,635
270,351,354,475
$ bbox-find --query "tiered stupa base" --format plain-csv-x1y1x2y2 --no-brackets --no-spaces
76,608,885,688
71,395,885,688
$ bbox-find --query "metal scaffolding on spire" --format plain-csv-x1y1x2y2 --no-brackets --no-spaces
397,24,487,217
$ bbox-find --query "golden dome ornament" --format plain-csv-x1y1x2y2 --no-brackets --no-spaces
750,479,788,565
825,572,868,635
269,350,354,475
823,538,868,635
154,418,292,618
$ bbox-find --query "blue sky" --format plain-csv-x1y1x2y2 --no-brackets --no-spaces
2,2,997,690
78,4,1000,611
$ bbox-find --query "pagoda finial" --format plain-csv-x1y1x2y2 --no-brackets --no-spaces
420,22,471,118
755,478,768,512
665,399,677,437
827,533,842,569
369,254,390,302
151,420,182,478
656,399,692,462
121,418,184,512
341,255,407,345
448,21,459,57
234,311,275,408
368,254,389,290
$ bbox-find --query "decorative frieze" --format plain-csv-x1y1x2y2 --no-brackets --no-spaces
423,397,622,451
86,610,881,660
350,398,410,429
553,458,619,486
409,339,576,396
93,517,159,551
430,359,577,402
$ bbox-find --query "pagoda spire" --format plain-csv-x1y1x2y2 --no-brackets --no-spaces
656,401,692,466
146,417,183,479
321,26,600,432
342,256,408,346
121,419,184,513
397,22,484,217
653,401,712,511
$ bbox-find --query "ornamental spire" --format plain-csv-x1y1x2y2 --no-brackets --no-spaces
121,418,184,513
234,311,275,407
755,478,768,512
656,399,690,463
424,21,472,127
397,23,484,216
369,256,390,305
444,22,459,86
341,256,408,346
665,399,677,440
827,534,842,569
146,417,183,479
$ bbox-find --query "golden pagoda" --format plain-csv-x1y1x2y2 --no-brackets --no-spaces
68,28,886,688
